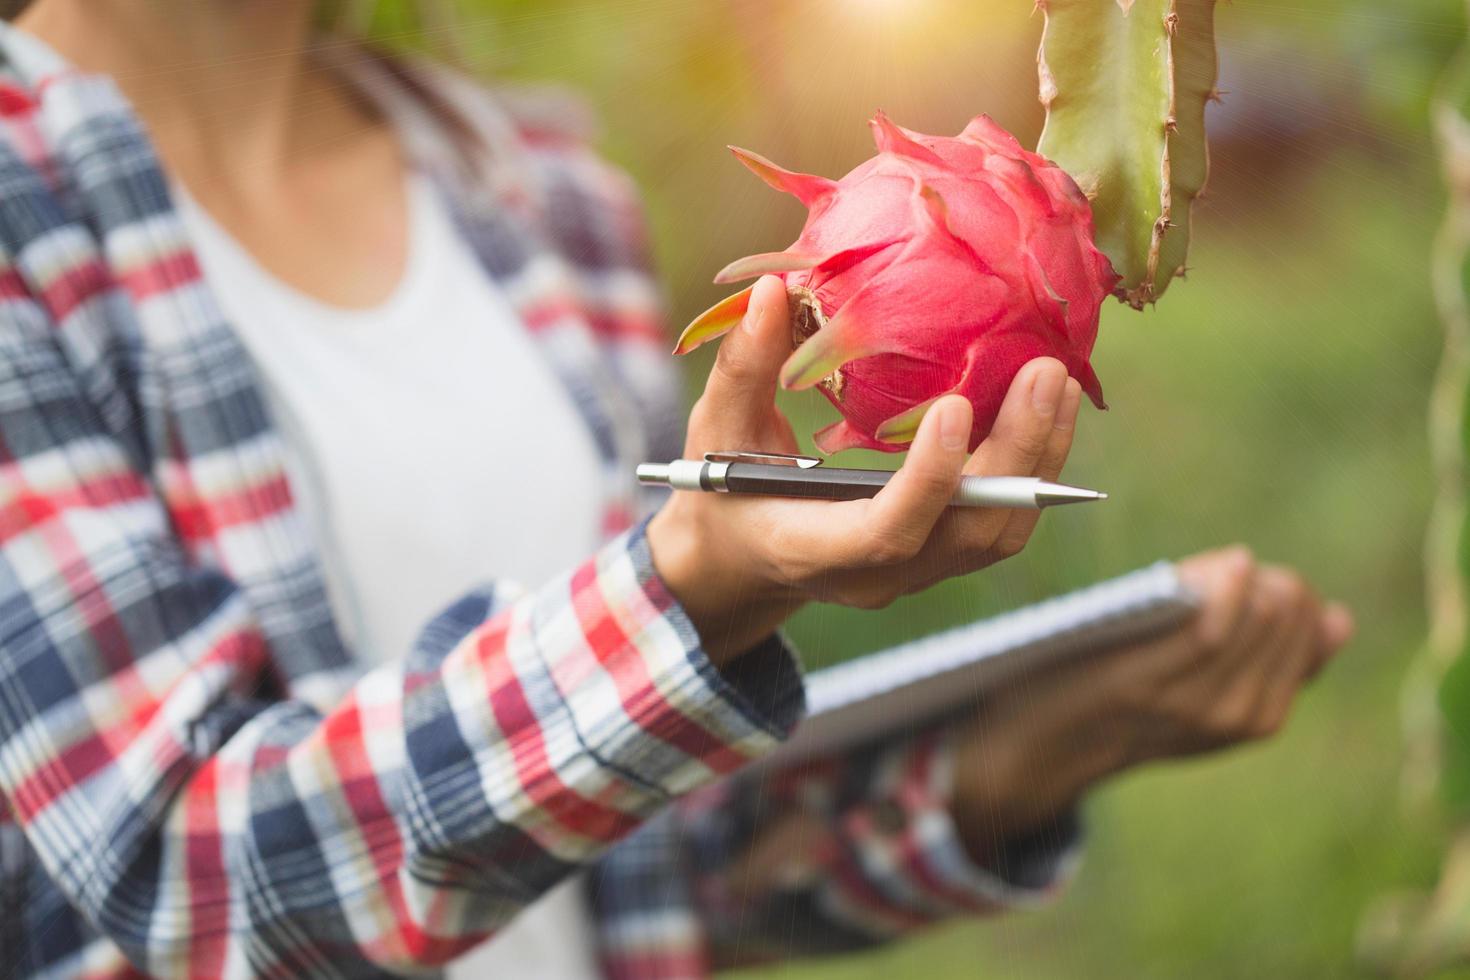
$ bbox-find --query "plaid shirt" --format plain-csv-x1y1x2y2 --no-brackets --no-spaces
0,26,1073,980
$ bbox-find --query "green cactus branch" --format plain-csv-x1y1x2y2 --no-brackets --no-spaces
1036,0,1218,309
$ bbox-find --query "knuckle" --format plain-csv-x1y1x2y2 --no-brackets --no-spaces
955,541,1002,572
1211,697,1257,741
1267,568,1307,606
996,530,1028,560
1250,706,1287,739
713,341,753,386
1223,550,1258,595
862,527,922,566
900,465,961,512
1226,716,1259,743
1012,427,1051,460
688,396,711,426
1222,544,1256,572
1282,574,1308,605
764,527,802,572
1281,575,1317,614
845,585,900,611
1255,594,1285,626
1192,623,1225,657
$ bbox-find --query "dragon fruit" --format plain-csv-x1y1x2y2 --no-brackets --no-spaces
675,112,1117,454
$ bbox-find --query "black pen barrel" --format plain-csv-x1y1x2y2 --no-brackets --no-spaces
722,463,891,501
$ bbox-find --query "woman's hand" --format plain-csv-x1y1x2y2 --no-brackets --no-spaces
647,275,1084,666
947,547,1355,864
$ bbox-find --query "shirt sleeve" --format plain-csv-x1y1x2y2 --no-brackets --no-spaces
0,306,804,976
590,726,1080,974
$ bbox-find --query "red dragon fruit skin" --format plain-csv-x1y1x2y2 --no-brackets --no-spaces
675,112,1118,454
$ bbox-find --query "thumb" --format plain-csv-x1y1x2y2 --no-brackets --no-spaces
699,275,792,441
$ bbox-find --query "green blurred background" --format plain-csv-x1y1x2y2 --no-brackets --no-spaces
382,1,1464,976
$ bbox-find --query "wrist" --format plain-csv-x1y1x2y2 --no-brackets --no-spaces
645,502,803,667
948,683,1126,864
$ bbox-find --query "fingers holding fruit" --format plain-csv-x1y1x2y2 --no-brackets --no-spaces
909,363,1083,589
675,114,1112,456
648,344,1082,660
968,368,1084,564
685,275,801,457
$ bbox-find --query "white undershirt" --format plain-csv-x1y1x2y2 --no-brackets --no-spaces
175,174,606,979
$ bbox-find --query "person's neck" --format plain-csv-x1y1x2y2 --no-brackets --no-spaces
17,0,353,192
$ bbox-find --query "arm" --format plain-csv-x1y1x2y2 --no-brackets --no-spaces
2,104,1087,975
591,730,1078,975
600,549,1352,971
0,304,803,976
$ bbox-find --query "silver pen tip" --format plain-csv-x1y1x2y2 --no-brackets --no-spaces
1035,483,1109,507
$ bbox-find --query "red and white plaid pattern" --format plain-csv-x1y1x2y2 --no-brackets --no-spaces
0,25,1073,979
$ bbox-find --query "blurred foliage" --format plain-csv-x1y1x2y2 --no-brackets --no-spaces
1352,3,1470,973
359,1,1468,976
1428,23,1470,819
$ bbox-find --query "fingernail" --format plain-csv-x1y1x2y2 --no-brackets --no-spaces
1031,365,1066,414
743,276,781,336
939,399,970,450
739,304,762,337
1223,544,1255,573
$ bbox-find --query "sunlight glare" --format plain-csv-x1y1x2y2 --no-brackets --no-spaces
834,0,937,29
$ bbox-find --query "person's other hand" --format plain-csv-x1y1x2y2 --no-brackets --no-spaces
948,547,1354,863
646,275,1085,665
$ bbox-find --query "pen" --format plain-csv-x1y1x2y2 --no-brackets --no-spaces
636,452,1108,510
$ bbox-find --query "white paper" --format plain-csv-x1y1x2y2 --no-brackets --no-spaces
770,562,1199,765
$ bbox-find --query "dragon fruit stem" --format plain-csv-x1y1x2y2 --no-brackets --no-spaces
1037,0,1218,308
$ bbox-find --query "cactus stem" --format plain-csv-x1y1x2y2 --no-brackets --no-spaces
1038,0,1217,307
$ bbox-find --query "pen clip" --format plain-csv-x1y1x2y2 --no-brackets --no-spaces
703,451,823,469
